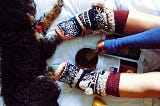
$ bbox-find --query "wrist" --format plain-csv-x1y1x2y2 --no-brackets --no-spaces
104,39,117,53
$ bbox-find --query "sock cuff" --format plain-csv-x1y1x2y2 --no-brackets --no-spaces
106,73,120,97
114,10,129,34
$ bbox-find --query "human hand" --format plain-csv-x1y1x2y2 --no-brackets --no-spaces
96,40,106,54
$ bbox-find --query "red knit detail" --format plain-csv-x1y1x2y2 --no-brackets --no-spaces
114,10,129,34
106,73,120,97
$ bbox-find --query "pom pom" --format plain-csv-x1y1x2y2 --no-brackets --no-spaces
79,80,89,90
91,0,105,12
85,87,93,95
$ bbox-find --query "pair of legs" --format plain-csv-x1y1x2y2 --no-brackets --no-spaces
53,4,160,98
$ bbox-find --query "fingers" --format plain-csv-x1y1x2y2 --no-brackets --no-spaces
97,40,104,48
96,40,106,54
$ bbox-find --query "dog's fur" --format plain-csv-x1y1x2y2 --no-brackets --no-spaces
0,0,60,105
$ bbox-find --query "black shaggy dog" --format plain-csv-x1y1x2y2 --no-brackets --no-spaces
0,0,61,105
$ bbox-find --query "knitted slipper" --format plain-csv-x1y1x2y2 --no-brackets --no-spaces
55,62,85,86
55,17,84,40
55,8,115,40
55,62,111,96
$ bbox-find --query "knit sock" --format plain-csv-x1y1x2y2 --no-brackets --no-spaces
114,10,129,34
55,7,115,40
55,62,120,97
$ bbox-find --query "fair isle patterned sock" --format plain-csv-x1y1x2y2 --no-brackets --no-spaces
55,8,115,40
55,17,83,40
78,70,110,96
78,8,115,34
56,62,120,97
56,62,86,87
